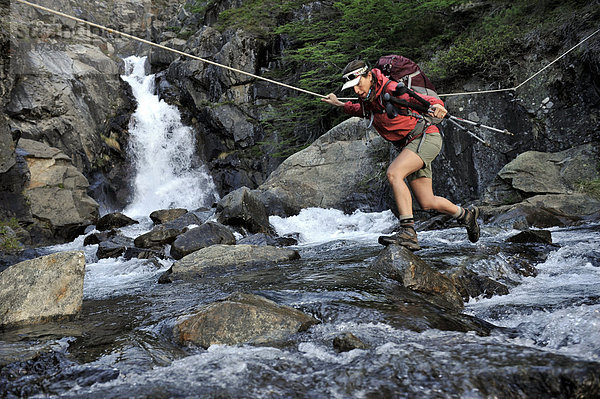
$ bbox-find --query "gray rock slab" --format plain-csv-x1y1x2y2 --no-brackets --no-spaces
171,244,300,279
0,251,85,328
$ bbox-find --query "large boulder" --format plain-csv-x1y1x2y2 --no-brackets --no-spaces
484,193,600,229
0,251,85,328
172,292,319,348
256,118,390,217
481,143,600,228
484,143,599,205
18,139,99,242
168,244,300,281
370,245,464,310
217,186,273,234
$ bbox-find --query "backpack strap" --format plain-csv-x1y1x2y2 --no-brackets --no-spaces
406,71,420,89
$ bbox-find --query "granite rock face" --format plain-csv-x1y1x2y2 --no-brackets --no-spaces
18,139,99,242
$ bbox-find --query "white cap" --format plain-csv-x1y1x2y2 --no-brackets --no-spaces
341,65,368,90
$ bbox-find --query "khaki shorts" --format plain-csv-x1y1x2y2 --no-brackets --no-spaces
399,132,442,181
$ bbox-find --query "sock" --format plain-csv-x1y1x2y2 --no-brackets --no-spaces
453,207,465,220
399,215,414,227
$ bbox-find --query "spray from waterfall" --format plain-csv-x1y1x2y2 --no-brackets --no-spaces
120,56,218,218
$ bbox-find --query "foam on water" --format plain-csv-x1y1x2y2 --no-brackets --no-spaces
466,224,600,361
270,207,397,246
83,257,171,300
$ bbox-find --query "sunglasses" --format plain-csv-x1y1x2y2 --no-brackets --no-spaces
342,66,368,82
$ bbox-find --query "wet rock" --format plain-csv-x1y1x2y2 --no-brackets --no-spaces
0,350,119,397
134,212,202,248
96,212,138,231
169,244,300,280
507,229,553,244
451,268,509,300
163,212,204,230
370,245,464,310
134,226,182,249
189,207,217,224
256,118,390,217
333,332,369,352
83,230,117,246
172,292,319,348
0,251,85,328
382,285,496,335
170,221,236,260
506,254,539,278
217,186,273,234
96,235,135,259
123,247,166,261
473,354,600,399
237,232,298,247
149,208,188,224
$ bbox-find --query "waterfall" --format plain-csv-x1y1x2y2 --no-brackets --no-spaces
120,56,218,218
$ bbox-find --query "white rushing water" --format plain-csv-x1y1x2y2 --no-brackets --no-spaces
270,207,398,246
465,226,600,362
120,56,218,218
271,208,600,362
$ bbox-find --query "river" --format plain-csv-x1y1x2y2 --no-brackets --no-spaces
1,56,599,398
1,214,599,398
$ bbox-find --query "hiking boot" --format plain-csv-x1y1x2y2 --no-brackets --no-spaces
378,225,421,251
458,205,480,243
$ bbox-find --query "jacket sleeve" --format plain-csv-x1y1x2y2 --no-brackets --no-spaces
342,101,363,117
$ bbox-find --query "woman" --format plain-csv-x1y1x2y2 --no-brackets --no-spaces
321,60,479,250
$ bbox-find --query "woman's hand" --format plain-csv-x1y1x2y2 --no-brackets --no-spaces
429,103,448,119
321,93,345,107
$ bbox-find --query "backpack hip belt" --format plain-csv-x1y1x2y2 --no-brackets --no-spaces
393,119,430,152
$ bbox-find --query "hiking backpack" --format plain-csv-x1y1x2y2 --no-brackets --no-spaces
374,55,439,98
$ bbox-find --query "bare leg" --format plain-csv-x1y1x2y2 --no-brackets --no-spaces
379,149,424,249
386,148,424,217
409,177,460,215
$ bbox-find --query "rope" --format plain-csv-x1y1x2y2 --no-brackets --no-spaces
13,0,600,100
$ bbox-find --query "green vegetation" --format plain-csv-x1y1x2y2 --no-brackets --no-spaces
577,179,600,200
188,0,594,152
0,217,23,253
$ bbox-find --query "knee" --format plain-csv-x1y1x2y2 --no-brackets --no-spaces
386,168,405,186
418,200,435,211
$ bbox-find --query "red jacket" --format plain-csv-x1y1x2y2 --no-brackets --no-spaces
342,68,444,142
